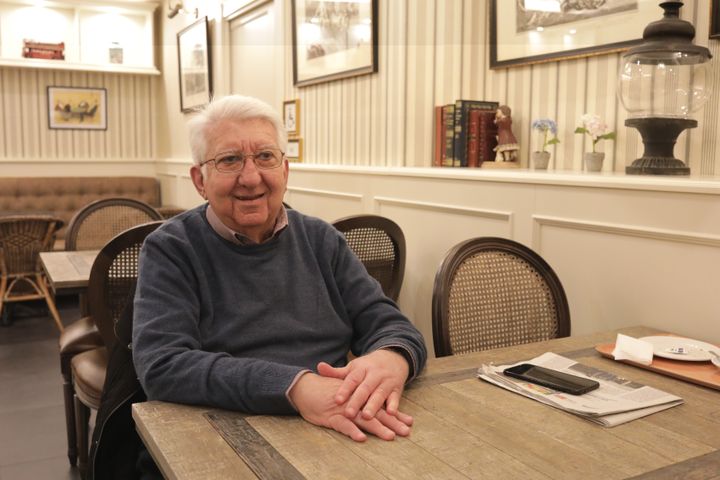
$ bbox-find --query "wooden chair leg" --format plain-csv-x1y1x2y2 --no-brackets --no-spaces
62,364,78,466
74,395,90,479
37,274,64,332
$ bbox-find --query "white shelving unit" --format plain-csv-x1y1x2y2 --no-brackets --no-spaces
0,0,160,75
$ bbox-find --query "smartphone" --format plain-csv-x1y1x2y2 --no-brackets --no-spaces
503,363,600,395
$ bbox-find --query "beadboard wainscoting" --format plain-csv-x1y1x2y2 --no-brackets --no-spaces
0,67,159,164
277,0,720,174
155,162,720,356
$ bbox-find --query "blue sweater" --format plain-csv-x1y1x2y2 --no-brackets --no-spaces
132,205,426,414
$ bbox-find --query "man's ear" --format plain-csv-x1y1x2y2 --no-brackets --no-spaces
190,165,207,200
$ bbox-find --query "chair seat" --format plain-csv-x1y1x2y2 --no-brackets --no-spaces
59,316,102,355
72,347,108,409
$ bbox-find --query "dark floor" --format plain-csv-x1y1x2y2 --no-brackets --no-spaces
0,296,84,480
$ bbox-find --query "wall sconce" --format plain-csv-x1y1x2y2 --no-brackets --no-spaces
617,1,713,175
167,1,198,19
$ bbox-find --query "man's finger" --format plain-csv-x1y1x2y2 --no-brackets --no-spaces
360,384,390,419
374,410,411,437
393,410,413,426
317,361,348,379
344,375,380,418
335,369,367,408
328,414,367,442
354,415,396,441
384,390,402,416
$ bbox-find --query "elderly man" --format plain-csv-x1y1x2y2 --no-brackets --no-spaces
132,94,427,444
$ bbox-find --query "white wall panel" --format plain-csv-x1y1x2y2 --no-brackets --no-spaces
281,165,720,356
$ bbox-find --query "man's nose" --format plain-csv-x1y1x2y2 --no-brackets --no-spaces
236,156,262,182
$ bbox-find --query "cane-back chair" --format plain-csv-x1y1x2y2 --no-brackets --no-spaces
0,215,65,330
70,220,163,476
332,214,406,301
59,198,162,467
432,237,570,357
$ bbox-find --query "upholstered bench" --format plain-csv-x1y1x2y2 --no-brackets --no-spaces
0,177,182,249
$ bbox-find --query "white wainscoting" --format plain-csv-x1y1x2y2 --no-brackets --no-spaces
152,161,720,355
285,165,720,355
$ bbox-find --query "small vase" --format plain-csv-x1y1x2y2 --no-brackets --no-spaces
584,152,604,172
531,151,550,170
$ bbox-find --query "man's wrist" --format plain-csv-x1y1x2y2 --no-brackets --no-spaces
382,346,414,380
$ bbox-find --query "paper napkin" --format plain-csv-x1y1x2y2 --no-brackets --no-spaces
611,333,654,365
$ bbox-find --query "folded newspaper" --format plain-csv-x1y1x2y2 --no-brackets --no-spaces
478,352,683,427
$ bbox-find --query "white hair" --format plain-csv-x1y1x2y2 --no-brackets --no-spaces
186,95,288,166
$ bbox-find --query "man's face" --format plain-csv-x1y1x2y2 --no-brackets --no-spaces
190,118,289,242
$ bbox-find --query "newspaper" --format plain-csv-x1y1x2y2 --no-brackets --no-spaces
477,352,684,427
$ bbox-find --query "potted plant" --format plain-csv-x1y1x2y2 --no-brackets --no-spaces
531,118,560,169
575,114,616,172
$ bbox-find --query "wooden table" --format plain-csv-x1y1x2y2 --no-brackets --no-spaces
39,250,99,295
132,326,720,480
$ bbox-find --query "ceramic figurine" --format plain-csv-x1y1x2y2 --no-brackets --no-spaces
494,105,519,162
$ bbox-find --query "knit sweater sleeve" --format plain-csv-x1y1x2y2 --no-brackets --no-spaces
324,224,427,381
132,222,303,415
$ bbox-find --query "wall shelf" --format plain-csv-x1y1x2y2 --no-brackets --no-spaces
0,0,159,75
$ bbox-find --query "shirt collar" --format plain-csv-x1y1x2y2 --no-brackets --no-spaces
206,203,288,246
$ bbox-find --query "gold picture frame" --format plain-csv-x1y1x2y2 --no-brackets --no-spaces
286,138,303,163
283,99,300,136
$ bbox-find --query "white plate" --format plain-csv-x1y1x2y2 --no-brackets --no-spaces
639,336,718,361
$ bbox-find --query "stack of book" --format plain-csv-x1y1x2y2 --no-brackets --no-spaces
22,40,65,60
434,99,499,168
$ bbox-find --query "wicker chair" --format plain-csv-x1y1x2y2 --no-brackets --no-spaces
332,214,406,302
59,198,162,467
432,237,570,357
0,215,65,330
71,220,163,476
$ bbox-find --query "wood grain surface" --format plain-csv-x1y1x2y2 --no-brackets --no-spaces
132,326,720,479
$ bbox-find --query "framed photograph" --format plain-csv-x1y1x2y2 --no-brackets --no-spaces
490,0,659,68
711,0,720,39
286,138,303,162
177,17,212,113
283,99,300,135
291,0,378,87
47,86,107,130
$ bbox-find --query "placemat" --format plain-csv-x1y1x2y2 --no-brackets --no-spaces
204,410,305,480
595,340,720,391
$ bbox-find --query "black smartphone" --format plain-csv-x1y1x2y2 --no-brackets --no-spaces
503,363,600,395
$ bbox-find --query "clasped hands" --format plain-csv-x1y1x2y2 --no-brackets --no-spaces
289,349,411,442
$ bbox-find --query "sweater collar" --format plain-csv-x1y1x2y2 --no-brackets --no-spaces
205,204,288,246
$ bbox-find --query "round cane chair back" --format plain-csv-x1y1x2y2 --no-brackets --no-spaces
432,237,570,357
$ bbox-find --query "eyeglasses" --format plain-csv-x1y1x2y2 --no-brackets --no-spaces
200,148,284,173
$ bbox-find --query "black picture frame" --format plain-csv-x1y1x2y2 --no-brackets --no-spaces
177,17,212,113
711,0,720,39
291,0,378,87
490,0,658,69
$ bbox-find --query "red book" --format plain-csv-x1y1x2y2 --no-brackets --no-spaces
467,109,481,168
433,105,443,167
478,111,498,163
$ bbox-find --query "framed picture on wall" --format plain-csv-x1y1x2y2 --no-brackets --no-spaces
177,17,212,113
490,0,658,68
47,86,107,130
283,99,300,136
291,0,378,87
711,0,720,38
286,138,303,162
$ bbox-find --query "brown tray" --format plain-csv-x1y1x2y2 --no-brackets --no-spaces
596,339,720,391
